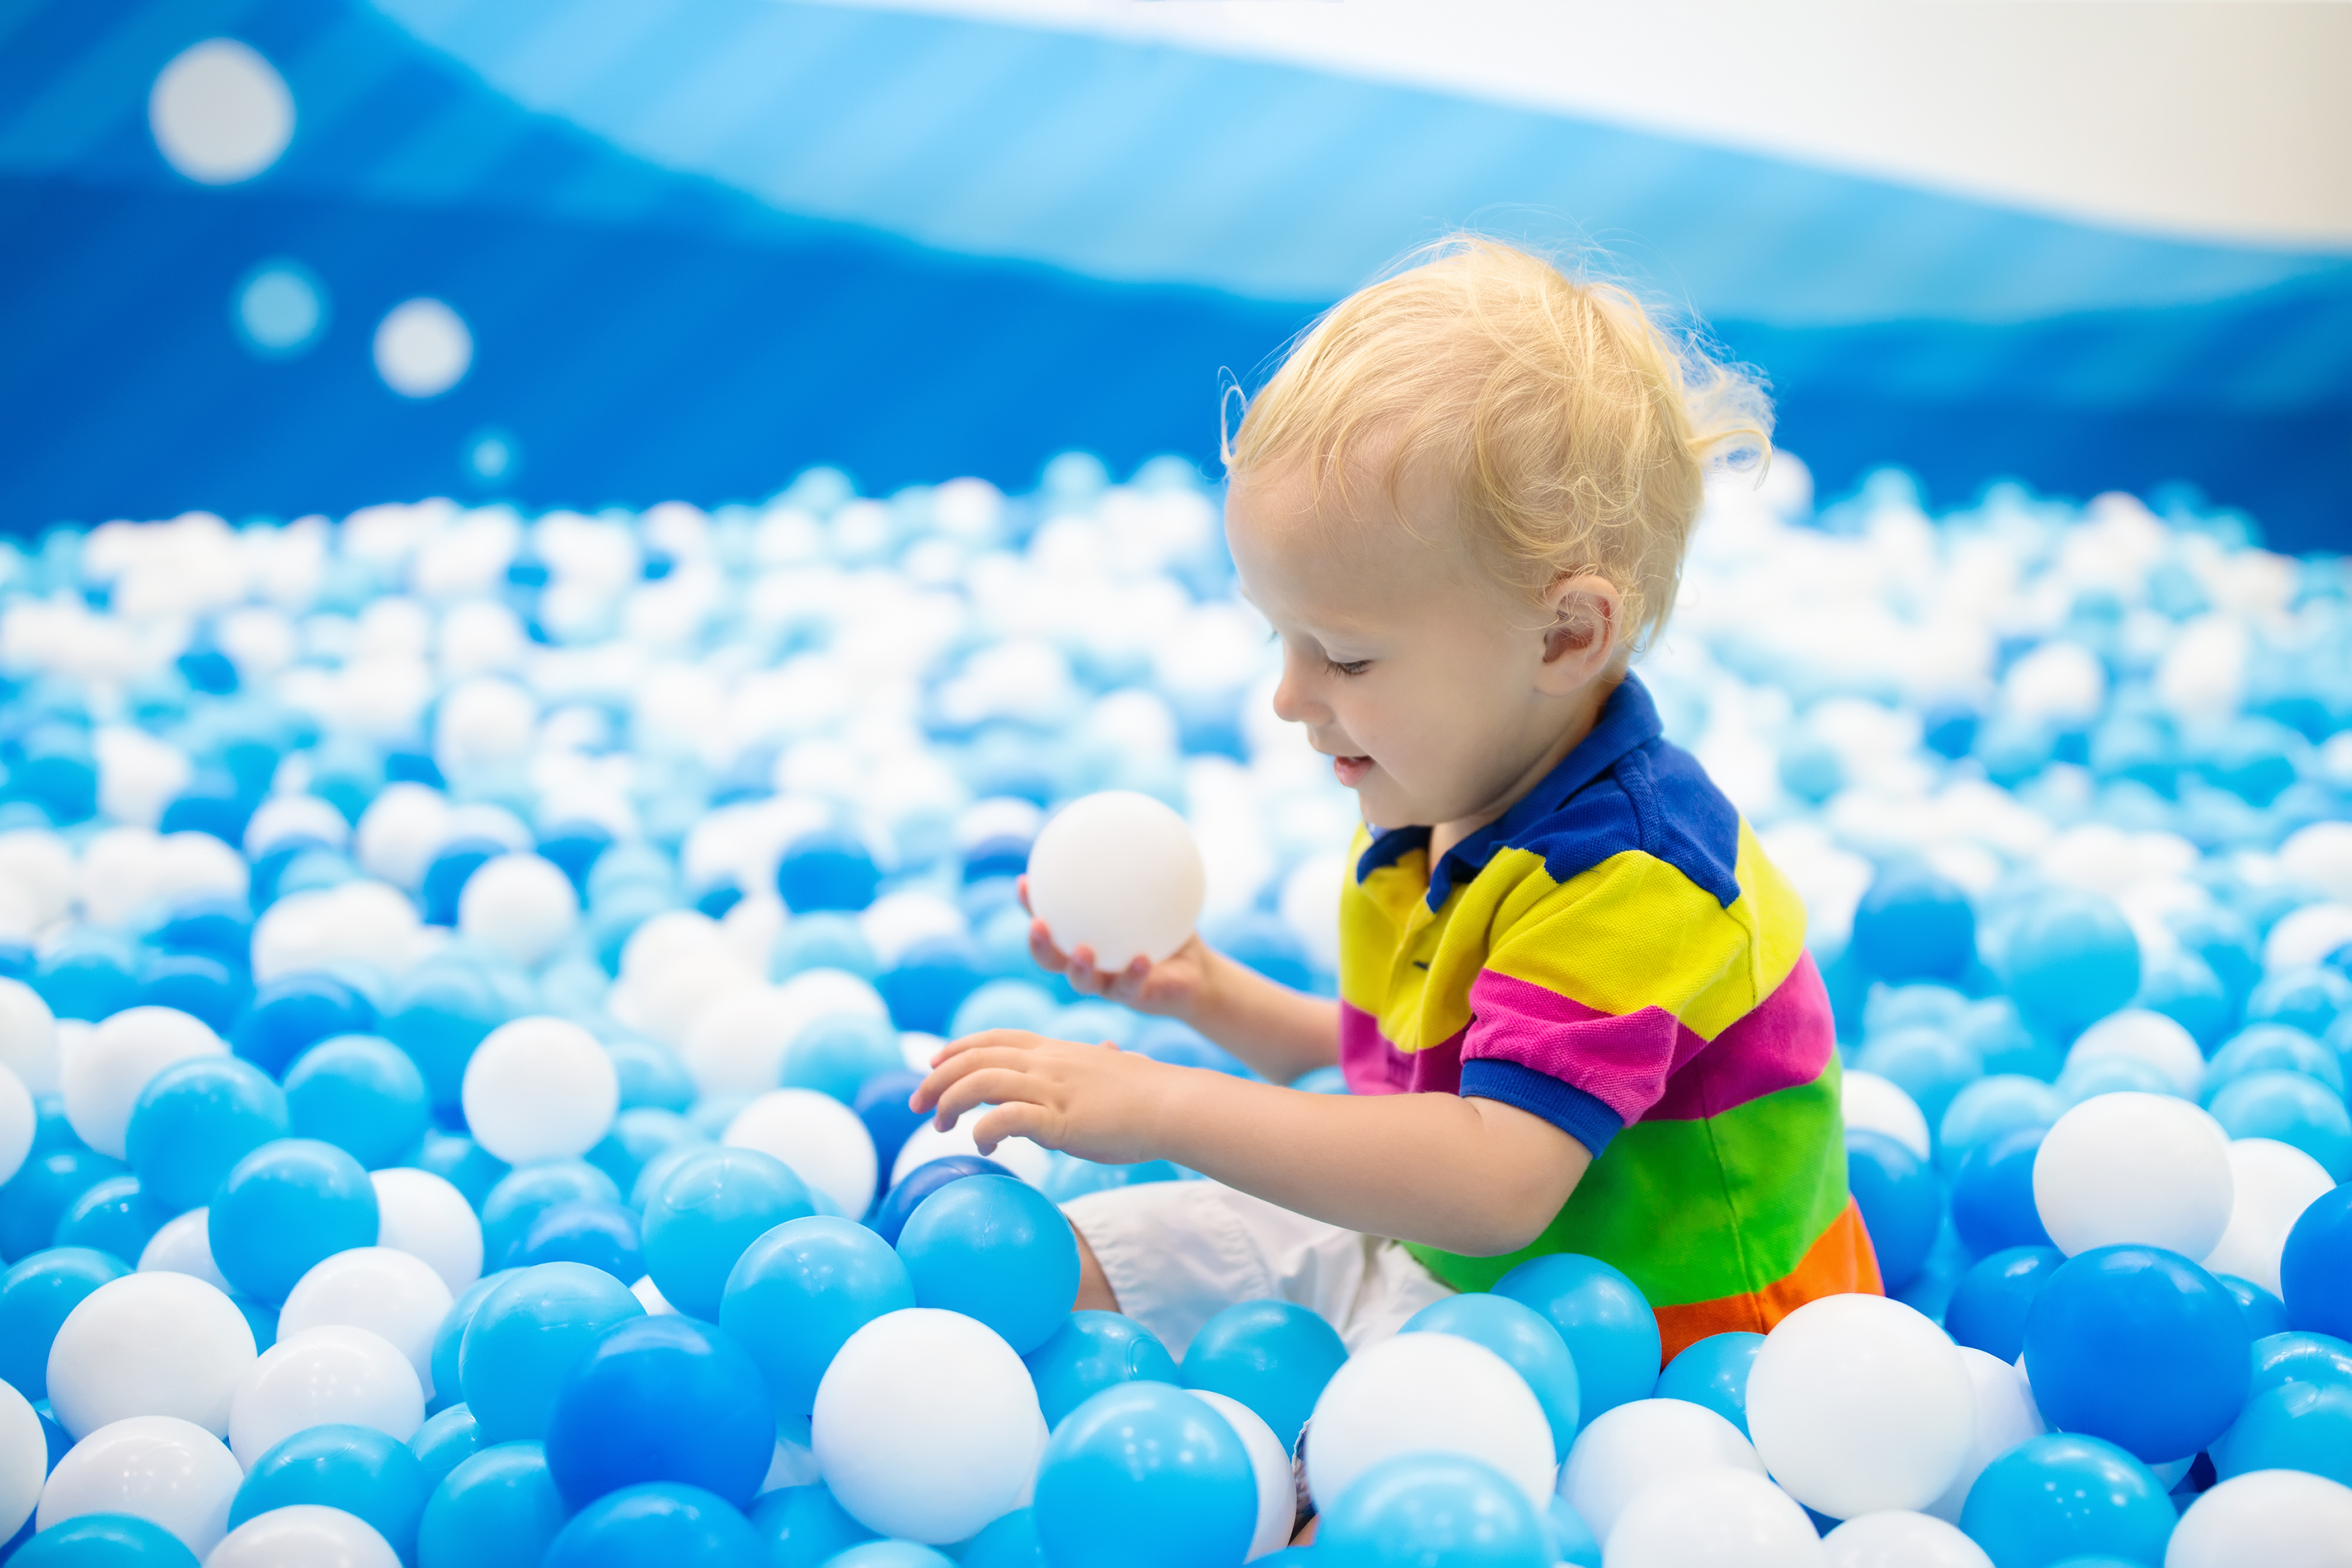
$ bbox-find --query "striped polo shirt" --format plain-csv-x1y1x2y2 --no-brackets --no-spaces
1337,674,1880,1358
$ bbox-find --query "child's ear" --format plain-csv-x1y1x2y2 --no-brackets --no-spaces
1536,574,1621,690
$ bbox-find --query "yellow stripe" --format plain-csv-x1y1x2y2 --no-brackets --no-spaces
1736,819,1810,1000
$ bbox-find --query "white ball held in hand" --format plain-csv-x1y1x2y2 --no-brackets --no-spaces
1024,791,1205,971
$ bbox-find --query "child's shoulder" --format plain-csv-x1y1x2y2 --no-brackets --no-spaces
1505,732,1744,911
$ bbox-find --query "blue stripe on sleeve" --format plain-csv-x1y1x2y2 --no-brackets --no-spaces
1458,1058,1624,1158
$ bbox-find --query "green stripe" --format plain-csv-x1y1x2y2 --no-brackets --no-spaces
1407,1055,1850,1303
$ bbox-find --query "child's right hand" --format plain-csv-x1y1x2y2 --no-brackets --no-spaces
1019,874,1215,1022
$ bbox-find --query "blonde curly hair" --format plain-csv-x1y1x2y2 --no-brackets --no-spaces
1223,234,1771,656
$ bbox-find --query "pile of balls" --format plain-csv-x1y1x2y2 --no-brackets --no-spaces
0,450,2347,1566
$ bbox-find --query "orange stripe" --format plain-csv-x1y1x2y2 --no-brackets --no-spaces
1650,1199,1886,1364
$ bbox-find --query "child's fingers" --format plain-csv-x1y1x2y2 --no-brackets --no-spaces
1027,919,1070,973
1017,875,1032,915
909,1033,1036,1111
972,1100,1056,1156
929,1066,1046,1129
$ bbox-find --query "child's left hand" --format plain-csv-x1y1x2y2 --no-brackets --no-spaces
910,1029,1177,1165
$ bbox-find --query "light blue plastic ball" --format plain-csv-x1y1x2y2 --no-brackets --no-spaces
410,1403,482,1491
123,1056,288,1214
2001,894,2142,1041
480,1160,622,1270
1492,1254,1659,1426
10,1514,199,1565
947,979,1058,1040
823,1545,956,1568
1032,1382,1257,1568
782,1014,904,1104
1023,1310,1180,1428
460,1262,644,1442
228,1422,430,1561
0,1246,128,1400
720,1216,914,1416
958,1506,1044,1568
2218,1274,2293,1339
2208,1070,2352,1177
1956,1433,2173,1567
1400,1293,1580,1455
2203,1024,2343,1100
586,1107,704,1197
1653,1332,1764,1439
540,1481,763,1568
50,1174,169,1264
430,1270,517,1416
608,1039,698,1114
1316,1453,1550,1568
641,1147,816,1320
208,1137,379,1303
1937,1075,2064,1175
894,1174,1079,1356
2021,1245,2251,1463
284,1034,431,1170
1178,1299,1349,1457
1849,863,1976,984
1844,1130,1939,1291
770,914,879,981
415,1440,570,1568
745,1483,878,1567
1854,1027,1984,1135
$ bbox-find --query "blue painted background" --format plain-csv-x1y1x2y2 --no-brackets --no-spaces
3,0,2347,547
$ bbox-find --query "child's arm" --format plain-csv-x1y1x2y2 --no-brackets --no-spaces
1020,877,1339,1085
911,1033,1589,1258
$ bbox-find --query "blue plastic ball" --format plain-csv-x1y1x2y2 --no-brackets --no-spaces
1316,1452,1550,1568
769,913,878,980
32,935,138,1022
866,1156,1009,1248
540,1481,762,1568
1943,1246,2063,1364
0,1147,126,1263
231,973,376,1078
719,1215,914,1416
284,1035,431,1170
134,953,247,1035
2137,952,2232,1053
1179,1299,1349,1457
824,1544,955,1568
2208,1071,2352,1177
2218,1274,2292,1339
894,1174,1079,1355
777,832,880,914
2203,1024,2343,1099
2001,894,2142,1041
1850,864,1976,984
744,1483,878,1567
1401,1293,1581,1455
51,1174,170,1263
875,938,986,1035
1853,1027,1983,1135
1493,1253,1659,1426
545,1314,773,1510
2250,1330,2352,1401
782,1014,904,1104
1023,1309,1181,1428
607,1040,697,1114
1937,1076,2064,1175
460,1262,644,1442
2021,1245,2251,1462
1956,1433,2174,1568
382,961,514,1115
2280,1182,2352,1341
586,1108,702,1196
480,1160,622,1270
517,1199,644,1283
228,1422,430,1560
409,1403,482,1491
2249,965,2352,1040
850,1072,927,1203
948,980,1058,1039
1845,1130,1940,1289
1652,1332,1763,1439
208,1137,379,1303
122,1055,288,1214
421,838,507,928
0,1246,128,1399
538,822,615,900
960,1506,1045,1568
640,1147,816,1319
415,1440,570,1568
2209,1377,2352,1487
1032,1382,1257,1568
9,1514,199,1565
415,1131,509,1211
1950,1128,2056,1258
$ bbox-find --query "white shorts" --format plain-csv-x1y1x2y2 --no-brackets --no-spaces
1061,1179,1456,1361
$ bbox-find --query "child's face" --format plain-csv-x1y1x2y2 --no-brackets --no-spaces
1226,455,1616,834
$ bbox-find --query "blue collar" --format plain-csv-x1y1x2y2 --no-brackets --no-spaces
1353,674,1665,908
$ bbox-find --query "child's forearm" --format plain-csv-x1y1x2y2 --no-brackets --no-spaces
1181,949,1342,1084
1148,1069,1589,1257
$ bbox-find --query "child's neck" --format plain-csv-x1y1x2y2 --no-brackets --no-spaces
1425,674,1619,868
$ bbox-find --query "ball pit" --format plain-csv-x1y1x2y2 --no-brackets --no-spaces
0,458,2342,1564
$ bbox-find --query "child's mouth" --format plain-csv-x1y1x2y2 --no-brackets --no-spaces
1332,754,1374,786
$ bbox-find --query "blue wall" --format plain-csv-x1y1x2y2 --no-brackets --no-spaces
3,0,2346,547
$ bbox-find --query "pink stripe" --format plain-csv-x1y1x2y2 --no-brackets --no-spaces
1339,1002,1463,1096
1644,951,1837,1121
1462,970,1694,1123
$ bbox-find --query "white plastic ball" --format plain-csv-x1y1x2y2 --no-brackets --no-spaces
773,967,890,1034
2066,1009,2204,1098
1306,1331,1554,1515
61,1006,226,1160
0,1064,31,1186
1024,790,1205,969
228,1325,424,1467
859,889,966,969
1923,1348,2044,1522
0,829,77,932
2033,1091,2234,1258
0,977,58,1094
1560,1396,1765,1544
151,832,251,906
460,1016,618,1164
1841,1071,1932,1162
620,908,736,980
722,1089,878,1219
434,677,536,775
244,793,351,859
139,1208,233,1292
1192,1389,1294,1562
679,986,801,1098
278,1248,454,1398
620,948,762,1050
48,1272,257,1438
1820,1510,1990,1568
0,1381,43,1540
208,1504,401,1568
2164,1468,2352,1568
369,1168,483,1294
35,1415,243,1556
890,1117,1053,1190
811,1307,1044,1544
2201,1137,2335,1297
1747,1293,1973,1519
2264,902,2352,974
354,784,452,889
1603,1467,1824,1567
456,853,579,969
2280,821,2352,904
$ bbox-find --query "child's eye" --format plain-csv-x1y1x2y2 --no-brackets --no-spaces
1325,657,1371,678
